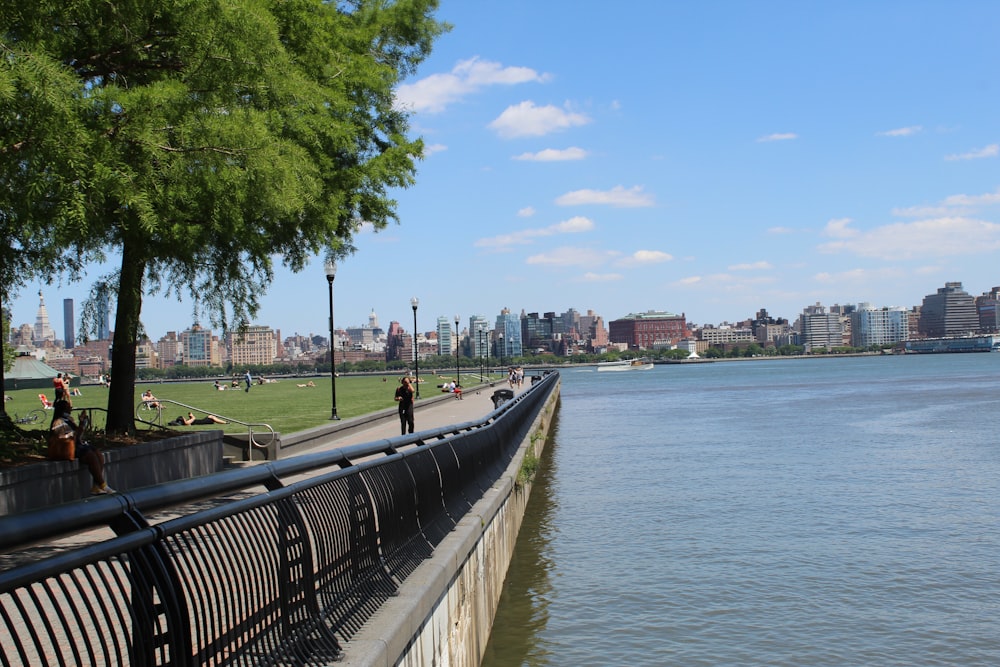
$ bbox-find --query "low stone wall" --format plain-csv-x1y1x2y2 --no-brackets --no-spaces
339,377,560,666
0,431,224,515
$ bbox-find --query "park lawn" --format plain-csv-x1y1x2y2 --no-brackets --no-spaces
4,375,408,435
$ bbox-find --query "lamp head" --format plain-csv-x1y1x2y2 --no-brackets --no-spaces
411,296,419,310
324,260,337,281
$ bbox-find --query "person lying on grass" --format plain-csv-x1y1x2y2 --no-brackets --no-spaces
169,412,228,426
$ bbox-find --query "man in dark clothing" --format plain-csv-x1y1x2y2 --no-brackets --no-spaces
394,377,415,435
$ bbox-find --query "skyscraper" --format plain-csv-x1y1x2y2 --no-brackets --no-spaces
63,299,75,349
33,290,55,343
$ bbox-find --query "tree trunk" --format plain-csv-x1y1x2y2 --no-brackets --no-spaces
105,240,145,435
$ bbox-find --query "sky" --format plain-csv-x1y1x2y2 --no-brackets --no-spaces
9,1,1000,341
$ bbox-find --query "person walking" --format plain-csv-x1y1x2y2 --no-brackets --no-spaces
244,370,252,393
394,376,415,435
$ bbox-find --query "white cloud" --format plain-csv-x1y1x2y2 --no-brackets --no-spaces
757,132,798,142
517,206,536,218
579,272,623,282
767,226,796,234
677,276,702,285
395,57,549,114
512,147,588,162
554,185,655,208
728,261,773,271
877,126,922,137
474,216,594,249
818,217,1000,260
942,189,1000,207
488,101,590,138
893,187,1000,217
617,250,673,267
525,246,614,266
823,218,859,239
945,144,999,161
422,143,447,156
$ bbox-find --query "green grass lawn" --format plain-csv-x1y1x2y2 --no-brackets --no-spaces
5,370,498,435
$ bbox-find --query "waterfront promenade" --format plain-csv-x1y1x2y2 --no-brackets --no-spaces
0,378,524,569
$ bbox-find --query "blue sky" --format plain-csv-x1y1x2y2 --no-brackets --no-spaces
10,1,1000,341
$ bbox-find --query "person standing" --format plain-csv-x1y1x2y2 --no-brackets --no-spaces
244,370,252,393
53,373,67,401
394,377,415,435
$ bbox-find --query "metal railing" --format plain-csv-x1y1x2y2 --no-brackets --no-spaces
135,398,276,460
0,371,559,666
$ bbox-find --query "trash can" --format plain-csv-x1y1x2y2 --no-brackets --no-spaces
491,389,514,409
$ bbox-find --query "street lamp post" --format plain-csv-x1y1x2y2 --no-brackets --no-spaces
411,297,420,399
454,315,460,388
325,260,340,420
499,332,504,371
485,329,490,379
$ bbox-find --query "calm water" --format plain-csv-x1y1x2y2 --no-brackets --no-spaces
483,354,1000,666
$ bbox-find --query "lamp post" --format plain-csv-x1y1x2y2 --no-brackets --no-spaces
485,329,490,379
499,332,504,371
411,297,420,399
324,260,340,420
454,315,460,388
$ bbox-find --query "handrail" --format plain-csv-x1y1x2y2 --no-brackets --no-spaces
135,397,277,460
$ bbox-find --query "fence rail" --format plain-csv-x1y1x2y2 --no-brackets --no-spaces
0,371,558,666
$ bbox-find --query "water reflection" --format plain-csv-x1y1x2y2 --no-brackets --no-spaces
481,412,561,667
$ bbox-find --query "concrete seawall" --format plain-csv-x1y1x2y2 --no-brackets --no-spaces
342,376,560,667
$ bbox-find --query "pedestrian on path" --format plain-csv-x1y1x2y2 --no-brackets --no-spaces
395,377,415,435
244,370,252,393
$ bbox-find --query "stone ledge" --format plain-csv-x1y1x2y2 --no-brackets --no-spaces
0,431,224,515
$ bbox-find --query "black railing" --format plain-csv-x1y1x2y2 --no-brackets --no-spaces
0,371,558,666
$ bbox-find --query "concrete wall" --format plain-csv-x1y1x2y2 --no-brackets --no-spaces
0,431,223,514
339,377,560,667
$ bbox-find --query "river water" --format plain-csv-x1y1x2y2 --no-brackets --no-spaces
482,354,1000,666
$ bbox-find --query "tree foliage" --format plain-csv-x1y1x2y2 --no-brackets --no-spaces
1,0,447,432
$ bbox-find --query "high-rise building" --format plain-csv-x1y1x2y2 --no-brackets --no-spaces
33,290,56,343
850,303,909,347
917,282,979,337
495,308,522,360
436,316,454,356
976,287,1000,333
227,326,276,366
63,299,75,349
469,315,490,359
180,324,219,366
800,304,844,351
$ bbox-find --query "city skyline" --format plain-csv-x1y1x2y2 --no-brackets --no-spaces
8,2,1000,339
10,277,996,349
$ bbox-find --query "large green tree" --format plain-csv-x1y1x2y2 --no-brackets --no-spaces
1,0,446,433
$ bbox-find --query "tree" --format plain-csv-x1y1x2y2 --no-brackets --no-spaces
2,0,447,433
0,37,102,427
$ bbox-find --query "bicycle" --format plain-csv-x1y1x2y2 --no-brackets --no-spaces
13,409,46,425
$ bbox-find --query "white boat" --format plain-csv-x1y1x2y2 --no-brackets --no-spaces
596,359,654,372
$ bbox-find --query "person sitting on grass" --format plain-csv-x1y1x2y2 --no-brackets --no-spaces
169,412,228,426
